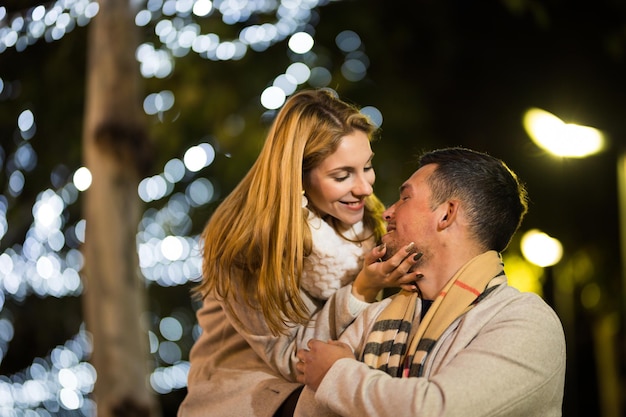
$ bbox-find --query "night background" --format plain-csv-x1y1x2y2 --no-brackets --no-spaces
0,0,624,416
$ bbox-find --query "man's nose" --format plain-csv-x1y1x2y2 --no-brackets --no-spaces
382,204,395,220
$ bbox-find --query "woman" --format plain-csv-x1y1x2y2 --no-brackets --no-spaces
178,89,419,417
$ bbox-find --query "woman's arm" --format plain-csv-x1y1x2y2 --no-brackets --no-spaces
226,245,421,381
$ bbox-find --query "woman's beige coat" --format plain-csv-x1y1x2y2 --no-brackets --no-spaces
177,281,360,417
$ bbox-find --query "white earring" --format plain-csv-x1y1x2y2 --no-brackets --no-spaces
301,191,308,208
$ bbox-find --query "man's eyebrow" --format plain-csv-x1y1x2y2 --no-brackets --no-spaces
399,183,410,193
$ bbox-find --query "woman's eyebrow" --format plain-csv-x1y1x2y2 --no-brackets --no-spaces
328,166,353,173
327,153,375,173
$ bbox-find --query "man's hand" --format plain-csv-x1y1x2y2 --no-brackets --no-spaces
296,339,354,391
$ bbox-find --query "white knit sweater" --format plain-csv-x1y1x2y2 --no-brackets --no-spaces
300,210,376,300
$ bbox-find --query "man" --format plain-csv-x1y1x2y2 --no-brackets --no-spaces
295,147,566,417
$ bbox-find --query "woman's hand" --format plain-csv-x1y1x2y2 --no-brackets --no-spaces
351,242,423,302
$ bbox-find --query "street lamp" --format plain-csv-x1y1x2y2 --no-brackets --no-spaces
522,106,623,299
523,107,623,417
523,107,606,158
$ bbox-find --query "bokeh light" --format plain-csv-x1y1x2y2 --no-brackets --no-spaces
260,86,286,110
523,107,606,158
361,106,383,128
72,167,92,192
288,31,314,54
521,229,564,268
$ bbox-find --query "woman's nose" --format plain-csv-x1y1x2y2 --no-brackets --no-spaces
353,175,373,197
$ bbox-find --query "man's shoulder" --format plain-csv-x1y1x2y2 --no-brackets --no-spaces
479,282,562,328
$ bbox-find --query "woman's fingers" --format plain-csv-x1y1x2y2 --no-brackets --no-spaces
364,243,387,265
382,250,423,288
356,242,423,293
383,243,419,273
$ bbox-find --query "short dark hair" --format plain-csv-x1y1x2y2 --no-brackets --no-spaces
419,147,529,252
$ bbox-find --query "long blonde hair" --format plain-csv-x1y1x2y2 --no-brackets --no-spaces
196,89,386,334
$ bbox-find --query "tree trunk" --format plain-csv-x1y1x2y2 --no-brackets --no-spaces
81,0,157,416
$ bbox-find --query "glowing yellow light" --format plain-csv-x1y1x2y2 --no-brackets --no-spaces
521,229,563,267
502,254,543,295
523,107,605,158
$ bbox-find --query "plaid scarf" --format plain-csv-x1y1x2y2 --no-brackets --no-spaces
362,251,506,377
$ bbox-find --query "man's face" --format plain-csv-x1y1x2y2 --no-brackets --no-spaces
381,164,440,259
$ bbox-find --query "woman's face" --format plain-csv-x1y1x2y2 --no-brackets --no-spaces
304,130,375,228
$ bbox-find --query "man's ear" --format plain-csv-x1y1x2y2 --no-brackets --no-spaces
438,200,460,229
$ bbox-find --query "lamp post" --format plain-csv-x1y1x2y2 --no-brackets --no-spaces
523,107,624,313
523,107,624,417
618,152,626,330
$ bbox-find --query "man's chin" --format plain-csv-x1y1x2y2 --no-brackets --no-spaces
381,237,399,261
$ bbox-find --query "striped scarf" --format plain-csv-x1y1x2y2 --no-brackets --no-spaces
362,251,506,377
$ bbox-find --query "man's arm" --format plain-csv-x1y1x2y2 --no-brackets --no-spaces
294,291,566,417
